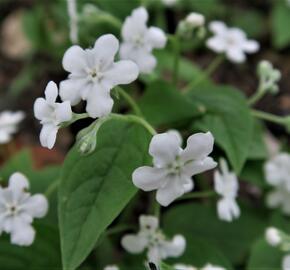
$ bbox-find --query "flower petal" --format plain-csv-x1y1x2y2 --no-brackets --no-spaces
243,40,259,53
217,197,240,222
226,47,246,63
162,235,186,258
135,51,157,74
139,215,159,231
181,132,214,162
62,45,87,73
10,222,35,246
183,157,217,176
33,98,51,121
132,166,167,191
40,124,58,149
44,81,58,104
121,234,147,254
55,101,72,123
147,27,167,49
209,21,227,35
22,194,48,218
104,60,139,87
59,78,85,106
149,132,182,167
9,172,29,191
206,37,227,53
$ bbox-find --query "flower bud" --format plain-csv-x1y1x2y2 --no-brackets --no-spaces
265,227,281,246
185,12,205,28
161,0,178,7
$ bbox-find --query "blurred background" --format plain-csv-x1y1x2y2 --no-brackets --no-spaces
1,0,290,166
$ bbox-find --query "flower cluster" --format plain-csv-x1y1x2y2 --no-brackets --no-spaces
121,215,186,264
0,172,48,246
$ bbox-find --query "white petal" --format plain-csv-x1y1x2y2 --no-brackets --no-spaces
181,132,215,162
9,172,29,191
121,234,147,254
93,34,119,65
59,79,85,106
147,246,162,265
85,86,114,118
162,235,186,258
217,198,240,222
147,27,167,49
283,255,290,270
22,194,48,218
62,45,87,73
201,264,226,270
10,223,35,246
149,132,182,167
135,51,157,74
33,98,52,121
226,47,246,63
183,177,194,193
139,215,159,231
132,166,167,191
44,81,58,104
156,176,185,206
206,37,227,53
183,157,217,176
104,60,139,87
266,189,283,209
243,40,259,53
55,101,72,123
40,124,58,149
209,21,228,35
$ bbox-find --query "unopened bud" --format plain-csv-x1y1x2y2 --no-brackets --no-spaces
185,12,205,28
265,227,281,246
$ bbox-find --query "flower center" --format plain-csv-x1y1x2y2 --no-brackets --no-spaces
167,157,184,176
87,67,104,82
133,35,145,48
6,204,19,216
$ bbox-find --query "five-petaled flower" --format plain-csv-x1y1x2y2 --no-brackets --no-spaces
0,111,25,144
214,159,240,222
34,81,72,149
264,153,290,215
121,215,186,264
120,7,167,74
0,172,48,246
133,130,216,206
206,21,259,63
60,34,139,118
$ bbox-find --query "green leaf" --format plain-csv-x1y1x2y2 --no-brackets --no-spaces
247,238,283,270
160,262,175,270
139,80,202,126
0,224,61,270
271,0,290,49
240,161,266,188
163,203,266,265
189,85,254,173
58,118,152,270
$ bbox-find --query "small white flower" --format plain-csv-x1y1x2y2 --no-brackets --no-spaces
60,34,139,118
0,172,48,246
34,81,72,149
214,159,240,222
265,227,281,247
283,255,290,270
185,13,205,28
0,111,24,144
174,264,197,270
133,131,216,206
201,264,226,270
120,7,167,74
206,21,259,63
104,265,119,270
121,215,186,265
161,0,178,7
266,186,290,215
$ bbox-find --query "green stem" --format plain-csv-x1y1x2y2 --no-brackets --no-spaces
61,113,90,128
177,190,216,201
170,34,181,86
252,109,285,125
45,179,59,198
106,224,135,236
115,86,143,117
182,55,224,93
248,85,265,106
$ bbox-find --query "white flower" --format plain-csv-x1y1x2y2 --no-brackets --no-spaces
34,81,72,149
0,172,48,246
161,0,178,7
214,159,240,222
120,7,167,74
0,111,24,144
265,227,281,247
206,21,259,63
133,131,216,206
283,255,290,270
185,13,205,28
104,266,119,270
174,264,197,270
264,153,290,215
121,215,186,265
60,34,139,118
201,264,226,270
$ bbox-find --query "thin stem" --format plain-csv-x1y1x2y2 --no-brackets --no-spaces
182,55,224,93
177,190,216,201
252,109,285,125
106,224,135,236
61,113,90,128
45,179,59,198
170,34,181,86
248,85,265,106
115,86,143,117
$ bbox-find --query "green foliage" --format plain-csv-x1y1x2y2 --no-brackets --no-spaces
271,0,290,49
189,85,254,173
58,118,152,270
164,203,266,265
